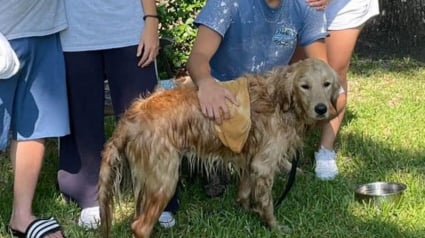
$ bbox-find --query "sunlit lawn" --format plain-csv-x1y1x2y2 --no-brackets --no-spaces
1,56,424,238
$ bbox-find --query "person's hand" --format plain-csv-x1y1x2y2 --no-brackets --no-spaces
137,19,160,67
197,78,239,124
306,0,328,10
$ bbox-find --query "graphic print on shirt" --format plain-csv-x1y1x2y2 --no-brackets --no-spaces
272,26,297,47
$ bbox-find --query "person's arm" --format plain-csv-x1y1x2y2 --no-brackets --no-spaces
138,0,159,67
303,39,327,63
187,25,220,88
292,0,328,63
187,25,238,124
305,0,329,10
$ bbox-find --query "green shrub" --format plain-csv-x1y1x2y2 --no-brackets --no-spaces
157,0,206,76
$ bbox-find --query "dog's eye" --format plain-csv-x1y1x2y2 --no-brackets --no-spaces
323,82,331,87
301,84,310,90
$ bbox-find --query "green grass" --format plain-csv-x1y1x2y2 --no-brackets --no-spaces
1,57,425,237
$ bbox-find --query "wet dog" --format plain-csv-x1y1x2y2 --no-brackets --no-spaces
98,58,340,238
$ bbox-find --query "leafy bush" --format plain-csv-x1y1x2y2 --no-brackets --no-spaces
157,0,205,77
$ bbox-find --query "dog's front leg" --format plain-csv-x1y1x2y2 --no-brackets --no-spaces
236,171,251,210
249,158,277,229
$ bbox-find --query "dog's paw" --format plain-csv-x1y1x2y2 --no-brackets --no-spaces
273,223,292,234
236,197,250,210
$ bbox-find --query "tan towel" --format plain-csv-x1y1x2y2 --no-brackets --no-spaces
214,77,251,153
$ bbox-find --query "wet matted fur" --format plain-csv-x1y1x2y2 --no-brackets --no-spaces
99,58,341,238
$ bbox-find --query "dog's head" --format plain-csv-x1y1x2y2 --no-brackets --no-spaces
271,58,341,121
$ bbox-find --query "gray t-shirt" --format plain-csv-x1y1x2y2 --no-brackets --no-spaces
0,0,67,40
195,0,328,81
60,0,146,52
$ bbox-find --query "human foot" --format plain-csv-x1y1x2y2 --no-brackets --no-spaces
314,145,338,180
8,217,66,238
78,206,100,229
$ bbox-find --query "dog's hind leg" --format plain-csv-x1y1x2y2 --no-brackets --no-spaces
130,150,180,238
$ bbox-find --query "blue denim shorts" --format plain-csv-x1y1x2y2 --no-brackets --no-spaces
0,33,70,150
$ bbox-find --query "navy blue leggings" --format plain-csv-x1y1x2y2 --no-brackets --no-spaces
58,45,179,212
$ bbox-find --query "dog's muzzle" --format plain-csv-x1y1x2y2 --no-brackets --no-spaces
314,103,328,118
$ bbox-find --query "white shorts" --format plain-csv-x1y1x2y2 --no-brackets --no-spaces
326,0,380,30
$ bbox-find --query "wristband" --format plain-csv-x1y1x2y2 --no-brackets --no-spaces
143,14,159,21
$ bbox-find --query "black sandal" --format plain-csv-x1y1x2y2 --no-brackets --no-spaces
8,217,66,238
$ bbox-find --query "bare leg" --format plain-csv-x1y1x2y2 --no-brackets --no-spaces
320,28,363,150
291,28,363,179
9,139,65,238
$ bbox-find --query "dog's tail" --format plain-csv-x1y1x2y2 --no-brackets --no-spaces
99,125,128,238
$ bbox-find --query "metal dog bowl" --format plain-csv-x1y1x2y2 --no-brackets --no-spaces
354,182,407,207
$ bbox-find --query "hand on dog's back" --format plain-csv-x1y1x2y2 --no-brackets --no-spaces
196,78,239,125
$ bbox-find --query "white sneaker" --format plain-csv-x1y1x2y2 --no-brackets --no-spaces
158,211,176,228
314,146,338,180
78,206,100,229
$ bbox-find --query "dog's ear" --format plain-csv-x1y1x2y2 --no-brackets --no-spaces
271,61,302,112
326,66,342,120
330,68,342,112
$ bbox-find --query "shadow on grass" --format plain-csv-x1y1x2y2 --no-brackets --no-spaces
348,54,425,80
284,105,425,237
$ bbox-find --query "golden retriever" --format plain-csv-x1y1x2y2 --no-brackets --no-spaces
98,58,341,238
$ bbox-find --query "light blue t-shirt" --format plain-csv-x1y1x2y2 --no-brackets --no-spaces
0,0,67,40
195,0,327,81
60,0,145,52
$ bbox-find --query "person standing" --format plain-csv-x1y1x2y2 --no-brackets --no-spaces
0,1,69,237
58,0,178,229
298,0,380,180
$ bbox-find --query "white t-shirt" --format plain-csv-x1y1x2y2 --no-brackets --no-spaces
60,0,146,52
326,0,380,30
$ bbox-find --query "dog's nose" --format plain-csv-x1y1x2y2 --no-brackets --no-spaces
314,103,327,115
